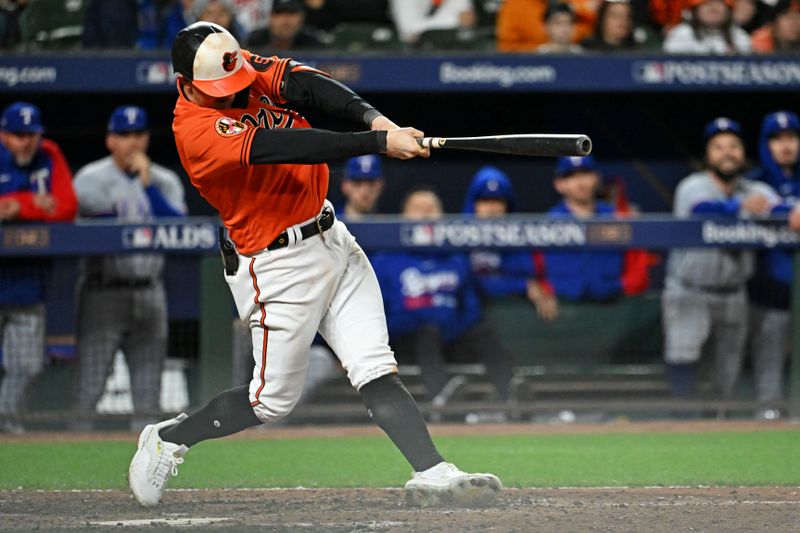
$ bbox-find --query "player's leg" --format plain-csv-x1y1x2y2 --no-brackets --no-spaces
123,285,168,432
749,305,789,417
319,224,501,506
662,281,712,399
0,305,44,433
710,291,749,400
72,288,127,429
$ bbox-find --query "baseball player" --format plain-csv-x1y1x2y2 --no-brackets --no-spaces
747,111,800,419
0,102,77,433
72,106,187,432
127,22,501,508
663,118,799,402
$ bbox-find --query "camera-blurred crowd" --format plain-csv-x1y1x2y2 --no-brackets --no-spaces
0,0,798,54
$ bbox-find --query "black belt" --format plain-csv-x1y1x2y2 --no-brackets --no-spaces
267,208,335,251
85,277,155,289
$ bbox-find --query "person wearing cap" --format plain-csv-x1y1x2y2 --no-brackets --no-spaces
371,185,513,420
337,154,384,219
663,0,751,54
463,166,547,312
745,111,800,419
126,22,500,509
0,102,77,434
520,156,649,322
70,105,186,433
662,117,800,406
246,0,325,51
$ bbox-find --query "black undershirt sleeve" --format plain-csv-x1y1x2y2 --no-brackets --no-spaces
281,66,382,128
249,128,387,165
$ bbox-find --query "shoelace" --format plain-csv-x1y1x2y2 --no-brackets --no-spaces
153,452,184,486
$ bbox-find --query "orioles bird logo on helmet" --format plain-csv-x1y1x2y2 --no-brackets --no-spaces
222,51,238,72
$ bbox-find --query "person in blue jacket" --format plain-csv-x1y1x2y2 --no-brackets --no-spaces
528,156,649,321
747,110,800,419
0,102,77,433
463,165,559,319
371,185,513,415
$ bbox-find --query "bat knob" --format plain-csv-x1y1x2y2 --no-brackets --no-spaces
577,136,592,156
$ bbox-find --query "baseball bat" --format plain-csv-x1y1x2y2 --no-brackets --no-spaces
415,134,592,157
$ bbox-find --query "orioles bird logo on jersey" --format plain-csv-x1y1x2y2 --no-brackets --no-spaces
222,51,238,72
215,117,247,137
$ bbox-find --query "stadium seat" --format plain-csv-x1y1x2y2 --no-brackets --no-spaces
18,0,87,50
329,22,405,52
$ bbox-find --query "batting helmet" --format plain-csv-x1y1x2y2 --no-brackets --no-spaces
171,22,255,97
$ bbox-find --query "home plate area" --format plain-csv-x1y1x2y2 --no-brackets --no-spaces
1,487,799,532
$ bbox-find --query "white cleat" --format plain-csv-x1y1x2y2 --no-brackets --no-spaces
404,461,502,507
128,413,189,507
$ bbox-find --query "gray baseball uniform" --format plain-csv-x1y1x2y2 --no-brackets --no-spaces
663,170,781,397
73,156,186,429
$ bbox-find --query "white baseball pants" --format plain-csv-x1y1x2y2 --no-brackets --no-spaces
224,202,397,422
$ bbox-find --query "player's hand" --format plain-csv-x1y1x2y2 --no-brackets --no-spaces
789,204,800,231
740,193,772,216
33,194,56,214
0,198,21,220
385,128,430,160
526,280,559,322
370,115,400,131
127,152,152,187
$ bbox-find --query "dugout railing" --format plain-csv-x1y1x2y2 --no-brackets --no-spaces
1,215,799,428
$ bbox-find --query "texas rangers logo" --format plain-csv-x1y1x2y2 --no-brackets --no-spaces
215,117,248,137
222,51,238,72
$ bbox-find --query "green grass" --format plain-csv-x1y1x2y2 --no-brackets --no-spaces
1,431,798,490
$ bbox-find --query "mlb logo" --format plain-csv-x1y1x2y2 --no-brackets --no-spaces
124,227,154,248
408,224,435,246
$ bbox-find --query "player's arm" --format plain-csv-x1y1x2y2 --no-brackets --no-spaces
280,61,383,129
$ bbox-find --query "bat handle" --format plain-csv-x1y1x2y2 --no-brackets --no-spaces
416,137,443,148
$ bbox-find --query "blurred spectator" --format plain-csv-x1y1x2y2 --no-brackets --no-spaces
538,2,584,53
663,0,751,54
463,166,545,315
582,0,660,51
163,0,245,47
497,0,598,52
71,106,186,432
247,0,324,50
230,0,273,39
0,102,77,433
335,154,384,219
662,118,797,402
747,111,800,419
751,0,800,53
303,0,390,33
371,186,514,413
732,0,766,33
527,156,650,321
0,0,29,49
389,0,476,44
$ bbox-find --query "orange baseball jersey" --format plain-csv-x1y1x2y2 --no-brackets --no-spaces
173,51,327,255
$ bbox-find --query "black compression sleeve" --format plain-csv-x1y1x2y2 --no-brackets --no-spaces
282,67,382,127
249,127,387,165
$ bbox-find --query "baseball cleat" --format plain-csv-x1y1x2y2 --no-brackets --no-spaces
128,412,189,507
404,461,502,507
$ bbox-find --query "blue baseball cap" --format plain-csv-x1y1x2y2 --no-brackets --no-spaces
1,102,43,134
555,155,598,178
345,154,382,180
703,117,743,143
761,111,800,138
108,105,148,133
